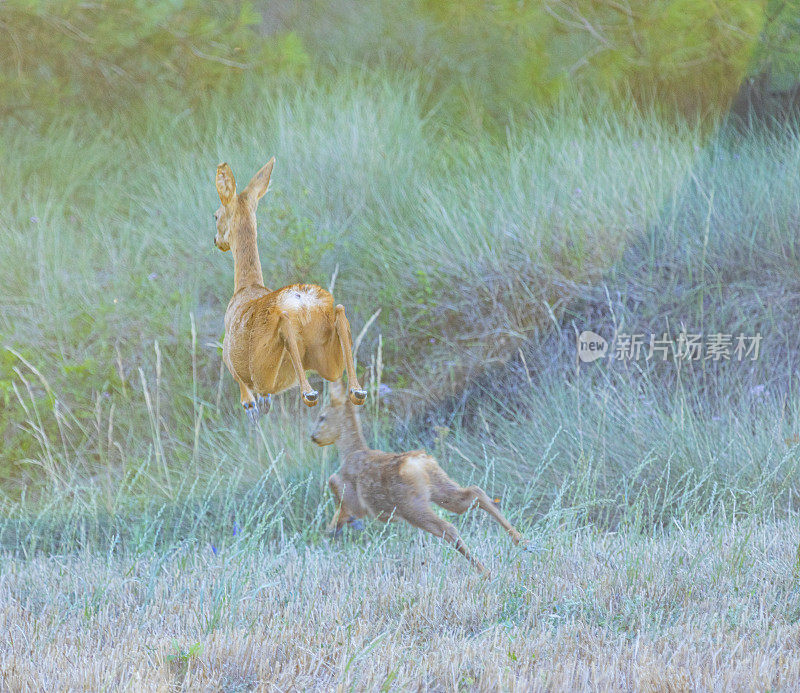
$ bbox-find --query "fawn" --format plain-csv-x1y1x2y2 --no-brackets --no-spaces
311,380,529,574
214,159,366,421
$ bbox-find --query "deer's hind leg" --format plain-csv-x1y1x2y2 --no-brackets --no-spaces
334,305,367,406
278,312,318,407
405,504,486,574
431,475,526,546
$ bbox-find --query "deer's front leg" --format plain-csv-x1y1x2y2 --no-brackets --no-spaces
255,393,272,416
327,473,347,536
238,381,261,424
327,474,364,536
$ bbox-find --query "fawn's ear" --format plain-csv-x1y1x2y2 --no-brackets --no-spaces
216,163,237,206
243,157,275,204
329,379,347,405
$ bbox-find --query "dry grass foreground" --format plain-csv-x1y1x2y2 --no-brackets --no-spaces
2,519,799,691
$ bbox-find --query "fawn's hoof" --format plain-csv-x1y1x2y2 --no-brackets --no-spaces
243,400,260,425
349,388,367,405
347,517,365,531
256,393,272,415
328,519,363,538
302,390,319,407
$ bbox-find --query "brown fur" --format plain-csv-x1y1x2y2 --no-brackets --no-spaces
214,160,366,413
311,381,528,574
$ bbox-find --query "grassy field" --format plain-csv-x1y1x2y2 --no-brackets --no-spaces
3,518,799,690
3,66,800,689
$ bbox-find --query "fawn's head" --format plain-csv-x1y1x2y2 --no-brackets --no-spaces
311,380,350,446
214,158,275,251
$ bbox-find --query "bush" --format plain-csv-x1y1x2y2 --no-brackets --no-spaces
273,0,768,125
0,1,308,114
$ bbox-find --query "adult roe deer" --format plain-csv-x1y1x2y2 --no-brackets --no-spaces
214,159,366,421
311,381,529,574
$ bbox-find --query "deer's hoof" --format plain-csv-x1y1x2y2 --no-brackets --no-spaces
243,400,260,425
328,526,344,539
520,540,536,553
347,517,365,531
349,388,367,405
256,393,272,415
302,390,319,407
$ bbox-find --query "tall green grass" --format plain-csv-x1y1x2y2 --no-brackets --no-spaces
2,71,799,543
1,73,698,398
1,327,798,555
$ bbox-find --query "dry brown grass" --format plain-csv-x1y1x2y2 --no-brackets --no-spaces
2,518,799,691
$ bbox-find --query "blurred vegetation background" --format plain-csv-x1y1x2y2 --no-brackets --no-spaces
3,0,799,121
1,0,800,535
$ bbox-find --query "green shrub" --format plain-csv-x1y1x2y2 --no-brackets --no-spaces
276,0,769,125
750,0,800,91
0,1,309,114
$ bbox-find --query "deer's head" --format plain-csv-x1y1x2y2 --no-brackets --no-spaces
214,158,275,251
310,380,350,446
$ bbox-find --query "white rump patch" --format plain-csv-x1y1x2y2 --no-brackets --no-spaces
402,454,428,478
279,288,322,311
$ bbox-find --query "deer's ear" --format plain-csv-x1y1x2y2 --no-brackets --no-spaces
244,157,274,204
216,163,236,206
329,379,347,404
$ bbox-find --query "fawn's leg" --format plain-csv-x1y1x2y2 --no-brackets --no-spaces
327,474,347,534
432,481,526,546
333,305,367,406
407,508,487,575
327,474,363,535
278,312,318,406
